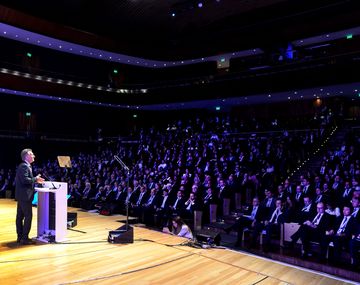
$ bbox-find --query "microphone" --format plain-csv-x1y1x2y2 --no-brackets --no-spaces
42,173,58,190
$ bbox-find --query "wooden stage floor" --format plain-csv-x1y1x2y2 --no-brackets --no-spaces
0,199,356,285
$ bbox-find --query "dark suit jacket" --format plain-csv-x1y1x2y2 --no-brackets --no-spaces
332,216,357,238
15,162,35,202
244,205,266,223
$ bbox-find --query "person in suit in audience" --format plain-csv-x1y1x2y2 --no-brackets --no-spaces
202,187,216,224
143,188,159,225
216,178,230,217
321,204,356,263
293,185,304,210
130,185,149,222
228,197,266,248
261,189,276,220
260,198,285,252
276,184,287,202
302,178,315,199
296,196,316,223
282,196,297,222
283,179,294,197
350,222,360,269
80,181,96,210
351,197,360,222
15,148,44,244
155,188,171,227
182,192,198,219
339,181,354,208
169,190,186,217
313,187,327,205
290,202,331,258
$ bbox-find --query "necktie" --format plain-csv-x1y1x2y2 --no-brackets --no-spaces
173,198,179,209
161,196,167,208
337,216,349,234
312,213,321,226
136,193,143,206
266,199,272,207
315,195,322,203
251,206,257,220
270,209,279,223
352,208,359,217
146,196,154,206
302,205,310,212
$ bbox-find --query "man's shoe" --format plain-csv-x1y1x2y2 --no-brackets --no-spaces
20,238,35,245
16,236,22,243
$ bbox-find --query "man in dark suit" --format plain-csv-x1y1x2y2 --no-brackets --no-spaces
15,148,44,245
229,197,266,247
290,202,331,258
321,204,356,263
350,222,360,269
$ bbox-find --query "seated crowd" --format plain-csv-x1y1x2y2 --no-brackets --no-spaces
2,112,360,270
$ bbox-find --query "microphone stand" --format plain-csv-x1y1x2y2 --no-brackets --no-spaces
114,155,130,230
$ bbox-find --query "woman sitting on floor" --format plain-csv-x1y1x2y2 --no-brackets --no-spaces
163,216,193,240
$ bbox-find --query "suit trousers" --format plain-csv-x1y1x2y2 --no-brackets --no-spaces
16,200,33,239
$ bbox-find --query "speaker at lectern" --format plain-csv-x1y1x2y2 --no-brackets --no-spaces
35,181,68,243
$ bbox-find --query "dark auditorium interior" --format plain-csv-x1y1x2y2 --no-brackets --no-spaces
1,1,360,283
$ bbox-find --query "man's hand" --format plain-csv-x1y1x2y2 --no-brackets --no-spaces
35,174,45,184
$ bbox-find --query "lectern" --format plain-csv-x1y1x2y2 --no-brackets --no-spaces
35,181,68,242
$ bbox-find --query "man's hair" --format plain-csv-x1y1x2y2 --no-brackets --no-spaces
21,148,32,161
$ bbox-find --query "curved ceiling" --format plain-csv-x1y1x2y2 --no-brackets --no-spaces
0,0,360,108
1,0,360,60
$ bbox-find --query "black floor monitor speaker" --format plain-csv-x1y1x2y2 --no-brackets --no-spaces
67,212,78,228
108,225,134,243
196,229,221,246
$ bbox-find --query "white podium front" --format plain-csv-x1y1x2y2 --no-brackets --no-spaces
35,181,68,242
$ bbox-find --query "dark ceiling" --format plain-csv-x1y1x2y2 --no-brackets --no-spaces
0,0,360,107
1,0,360,60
